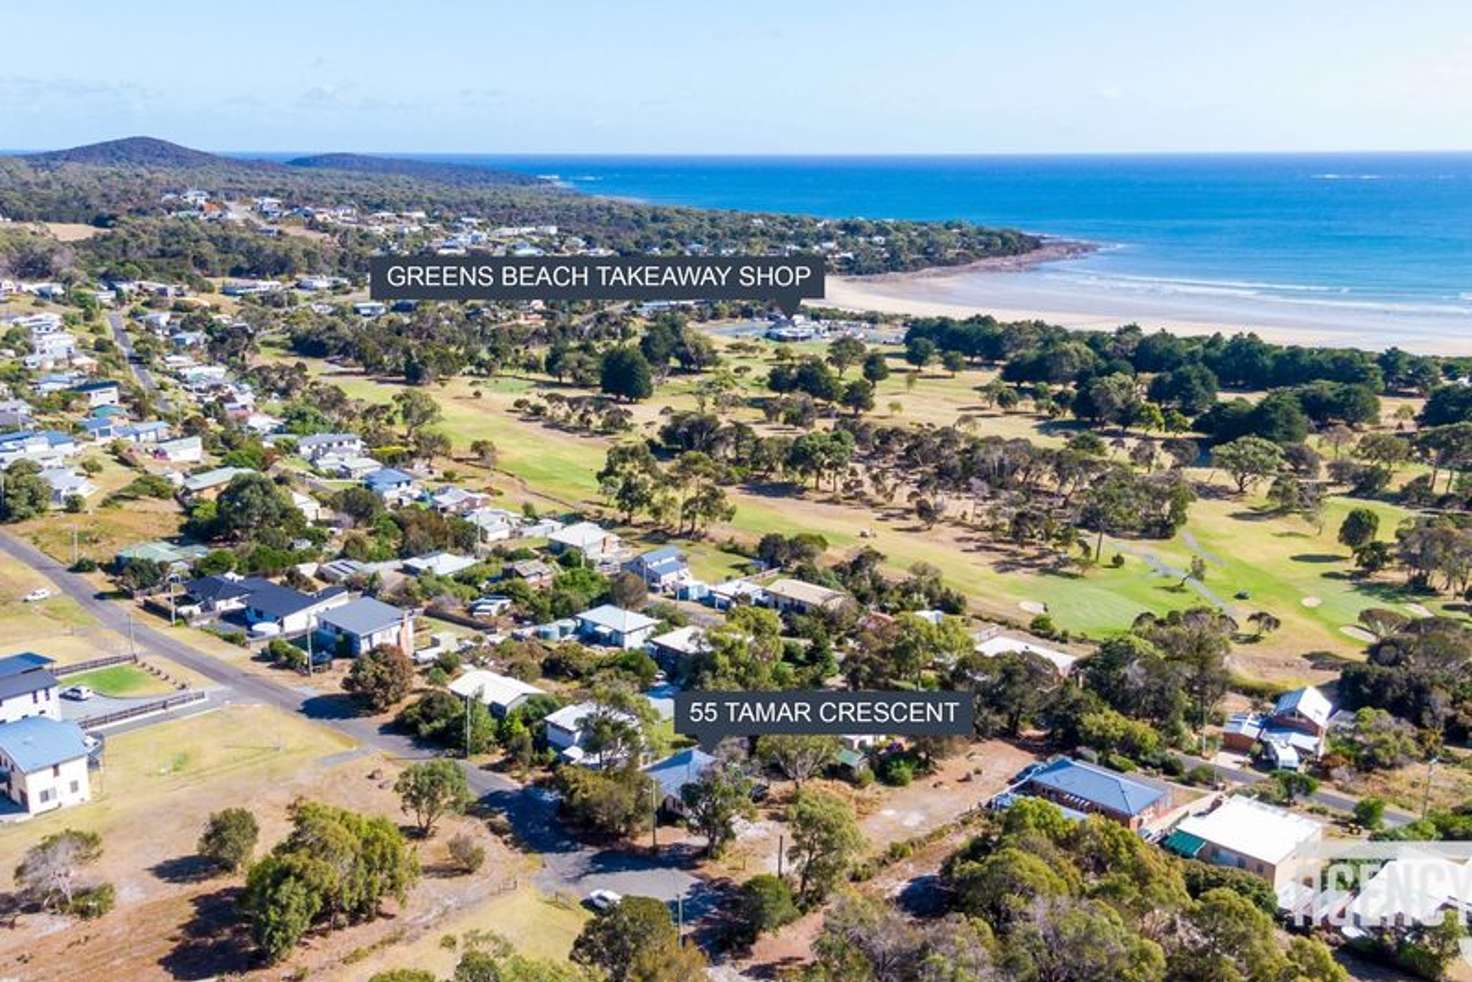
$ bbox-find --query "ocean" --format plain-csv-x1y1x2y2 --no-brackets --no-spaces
251,152,1472,346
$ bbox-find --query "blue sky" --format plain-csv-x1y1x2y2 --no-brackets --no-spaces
4,0,1470,154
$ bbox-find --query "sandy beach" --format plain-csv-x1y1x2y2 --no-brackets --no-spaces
821,257,1472,357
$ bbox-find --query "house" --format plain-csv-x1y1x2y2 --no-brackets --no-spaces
763,577,848,615
1221,685,1333,768
316,597,414,656
543,700,640,763
115,540,210,569
504,559,555,588
325,454,383,480
575,604,660,650
71,380,120,408
464,507,517,544
643,748,717,815
1164,796,1324,893
364,467,419,504
431,486,490,515
115,420,171,445
80,415,121,441
37,468,98,506
239,580,350,635
402,552,478,578
547,521,621,561
353,301,386,318
154,435,204,463
0,430,79,469
973,633,1079,675
647,626,709,672
317,559,370,583
180,575,257,618
1022,757,1170,830
448,670,546,718
1339,851,1472,937
297,432,364,462
625,546,690,591
180,466,254,497
708,578,765,609
0,653,60,724
0,717,91,815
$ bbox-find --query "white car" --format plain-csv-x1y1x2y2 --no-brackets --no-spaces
62,685,95,701
586,889,623,912
22,588,51,603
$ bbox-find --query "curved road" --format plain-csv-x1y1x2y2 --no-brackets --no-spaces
0,531,703,908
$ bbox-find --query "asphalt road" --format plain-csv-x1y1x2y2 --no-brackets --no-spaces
1176,749,1418,828
107,311,170,412
0,531,702,907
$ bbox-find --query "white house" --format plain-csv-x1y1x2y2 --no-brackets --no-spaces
543,700,640,761
647,625,709,671
973,633,1079,675
71,381,120,408
575,604,660,650
291,490,323,523
0,654,60,724
763,577,848,615
1167,796,1325,893
37,468,98,507
316,597,415,656
449,670,546,718
297,432,364,462
547,521,621,561
154,435,204,464
0,716,91,814
239,580,351,635
402,552,478,578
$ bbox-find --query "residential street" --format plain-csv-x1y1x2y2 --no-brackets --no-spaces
107,311,171,412
0,531,702,908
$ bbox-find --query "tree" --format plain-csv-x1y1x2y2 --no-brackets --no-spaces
198,807,259,873
786,789,863,903
240,800,419,963
861,351,891,383
0,460,51,522
1338,507,1380,552
601,347,655,402
756,734,840,789
597,442,664,523
1354,796,1387,831
468,438,498,468
1211,436,1284,494
555,763,655,838
608,570,649,610
840,378,875,416
680,762,754,857
571,895,678,982
343,644,416,711
393,388,442,435
13,828,104,913
1246,610,1281,637
1272,769,1319,804
826,335,866,375
395,759,472,836
733,874,799,945
941,349,967,376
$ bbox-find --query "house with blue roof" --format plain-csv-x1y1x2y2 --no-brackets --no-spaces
0,716,91,814
643,748,717,815
1022,757,1170,830
364,467,420,504
624,546,690,591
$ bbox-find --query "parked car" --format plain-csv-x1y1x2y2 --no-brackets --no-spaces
22,588,51,602
585,889,622,912
62,685,95,701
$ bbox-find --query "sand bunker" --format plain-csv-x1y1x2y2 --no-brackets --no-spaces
1340,625,1377,642
1405,603,1435,618
1019,601,1048,615
1301,596,1322,608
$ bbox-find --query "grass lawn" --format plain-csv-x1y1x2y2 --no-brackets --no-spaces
65,663,173,697
15,494,184,567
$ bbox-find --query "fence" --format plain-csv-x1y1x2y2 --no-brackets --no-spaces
53,653,139,677
78,690,207,730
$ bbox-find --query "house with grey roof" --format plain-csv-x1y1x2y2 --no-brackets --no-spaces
0,653,59,725
643,748,717,815
0,716,91,814
574,604,660,650
315,597,414,656
624,546,690,591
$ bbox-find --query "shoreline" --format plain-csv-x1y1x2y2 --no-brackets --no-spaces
820,256,1472,357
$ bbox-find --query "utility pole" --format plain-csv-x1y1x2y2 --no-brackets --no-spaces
777,833,784,879
651,779,658,850
305,624,314,677
465,691,473,758
127,612,136,655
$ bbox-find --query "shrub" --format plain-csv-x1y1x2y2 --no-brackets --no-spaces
67,882,115,920
447,834,486,874
732,874,798,945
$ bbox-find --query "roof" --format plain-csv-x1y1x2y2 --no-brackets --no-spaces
549,521,613,549
298,432,360,447
365,467,416,489
974,635,1078,674
764,577,846,609
0,717,88,772
318,597,406,637
402,552,478,577
1025,757,1166,817
1343,851,1472,928
448,670,545,708
71,380,119,393
1162,829,1208,858
0,653,54,678
576,604,659,635
181,466,253,492
509,559,553,578
184,575,255,604
544,700,636,734
0,668,57,701
650,625,709,656
1175,796,1323,867
1273,686,1333,728
643,749,717,799
116,540,210,564
241,579,344,619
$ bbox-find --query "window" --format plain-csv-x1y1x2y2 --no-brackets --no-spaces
39,789,53,803
52,764,60,777
69,780,79,794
